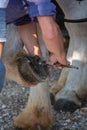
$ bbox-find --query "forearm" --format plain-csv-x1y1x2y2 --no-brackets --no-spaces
43,26,65,57
37,16,68,66
37,16,65,57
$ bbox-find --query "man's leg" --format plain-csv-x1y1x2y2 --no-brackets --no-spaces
17,23,42,57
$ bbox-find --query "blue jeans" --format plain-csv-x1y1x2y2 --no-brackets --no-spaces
0,60,6,92
0,8,6,42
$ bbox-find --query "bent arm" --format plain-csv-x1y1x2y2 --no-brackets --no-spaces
37,16,67,66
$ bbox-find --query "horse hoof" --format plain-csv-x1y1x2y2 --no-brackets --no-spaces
54,99,80,112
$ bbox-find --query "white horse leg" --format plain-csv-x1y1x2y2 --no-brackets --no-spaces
51,0,87,112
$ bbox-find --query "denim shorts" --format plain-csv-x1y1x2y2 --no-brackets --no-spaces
0,0,56,41
6,0,56,25
6,0,28,25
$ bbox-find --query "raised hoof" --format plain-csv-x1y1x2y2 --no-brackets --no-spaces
50,93,55,105
54,99,80,112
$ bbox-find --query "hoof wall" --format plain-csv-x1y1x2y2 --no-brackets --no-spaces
54,99,80,112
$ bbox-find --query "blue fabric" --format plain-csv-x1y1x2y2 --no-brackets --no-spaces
27,0,56,21
11,15,31,26
0,8,6,42
6,0,27,23
6,0,56,24
0,60,6,92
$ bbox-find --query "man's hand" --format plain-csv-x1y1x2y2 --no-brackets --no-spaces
48,53,78,70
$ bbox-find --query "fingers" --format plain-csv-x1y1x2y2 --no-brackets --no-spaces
48,53,70,69
47,53,79,69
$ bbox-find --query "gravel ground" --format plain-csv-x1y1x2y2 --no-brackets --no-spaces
0,69,87,130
